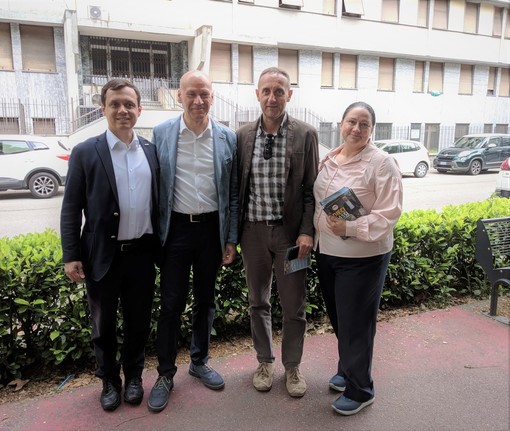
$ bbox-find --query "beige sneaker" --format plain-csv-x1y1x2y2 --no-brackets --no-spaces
253,362,274,392
285,367,306,397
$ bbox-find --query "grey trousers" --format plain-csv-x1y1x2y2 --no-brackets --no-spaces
240,221,307,369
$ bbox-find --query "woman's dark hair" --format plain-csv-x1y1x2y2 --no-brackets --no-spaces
342,101,376,126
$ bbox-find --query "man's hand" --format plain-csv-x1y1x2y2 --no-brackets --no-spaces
296,234,313,259
222,243,237,265
64,261,85,282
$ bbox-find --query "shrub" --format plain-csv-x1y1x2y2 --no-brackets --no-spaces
1,197,508,382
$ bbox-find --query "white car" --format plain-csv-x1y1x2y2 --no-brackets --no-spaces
495,157,510,198
0,135,70,198
374,139,430,178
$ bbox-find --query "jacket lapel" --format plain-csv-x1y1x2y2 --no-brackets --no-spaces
95,133,119,204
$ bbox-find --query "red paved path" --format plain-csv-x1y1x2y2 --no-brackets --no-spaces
0,305,508,431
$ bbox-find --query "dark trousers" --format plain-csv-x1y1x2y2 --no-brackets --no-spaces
86,241,156,385
316,251,391,402
156,214,222,378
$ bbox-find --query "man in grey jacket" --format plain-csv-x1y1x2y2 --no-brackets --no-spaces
147,70,238,413
237,67,319,398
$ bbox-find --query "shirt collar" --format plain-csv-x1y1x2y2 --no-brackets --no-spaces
179,114,212,138
257,113,288,138
106,129,139,150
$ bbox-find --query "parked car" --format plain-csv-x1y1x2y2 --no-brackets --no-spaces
374,139,430,178
495,157,510,198
0,135,70,198
433,133,510,175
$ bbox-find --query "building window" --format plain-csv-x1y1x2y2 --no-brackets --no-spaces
321,52,334,87
323,0,336,15
33,118,56,135
455,123,469,140
342,0,364,17
424,123,440,151
88,37,172,80
417,0,429,27
20,25,56,72
0,23,13,70
499,67,510,97
488,67,497,96
210,43,231,82
493,7,502,37
338,54,357,89
378,57,394,91
238,45,253,84
278,49,299,85
432,0,448,30
375,123,392,140
464,2,479,34
414,61,424,92
459,64,473,95
381,0,399,23
495,123,509,133
411,123,422,141
505,8,510,38
428,62,443,94
484,124,493,133
0,117,19,134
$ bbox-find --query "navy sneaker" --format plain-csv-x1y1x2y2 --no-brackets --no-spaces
189,363,225,390
329,374,346,392
332,394,375,416
147,376,173,413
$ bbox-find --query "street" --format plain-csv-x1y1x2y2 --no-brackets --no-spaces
0,170,501,238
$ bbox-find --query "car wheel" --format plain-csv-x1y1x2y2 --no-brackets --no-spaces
468,160,482,176
28,172,59,198
414,162,428,178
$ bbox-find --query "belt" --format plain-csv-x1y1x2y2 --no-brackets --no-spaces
249,219,283,226
171,211,219,223
116,234,155,252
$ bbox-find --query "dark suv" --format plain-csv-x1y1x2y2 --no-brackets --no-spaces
433,134,510,175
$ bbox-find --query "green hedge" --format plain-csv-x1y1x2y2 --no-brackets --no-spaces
1,197,509,383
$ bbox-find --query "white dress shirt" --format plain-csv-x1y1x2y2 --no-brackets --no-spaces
106,129,153,241
172,116,218,214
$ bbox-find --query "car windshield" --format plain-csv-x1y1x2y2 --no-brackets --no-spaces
453,136,484,149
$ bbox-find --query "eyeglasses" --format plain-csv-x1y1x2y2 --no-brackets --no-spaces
263,134,275,160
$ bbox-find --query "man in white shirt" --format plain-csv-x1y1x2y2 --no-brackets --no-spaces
61,79,160,411
147,70,238,413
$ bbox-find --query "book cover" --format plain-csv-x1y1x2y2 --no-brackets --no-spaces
283,246,311,275
320,187,368,238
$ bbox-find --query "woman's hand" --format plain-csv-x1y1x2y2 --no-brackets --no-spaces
326,215,347,237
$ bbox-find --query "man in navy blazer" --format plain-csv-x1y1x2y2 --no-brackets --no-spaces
61,79,159,411
147,70,238,413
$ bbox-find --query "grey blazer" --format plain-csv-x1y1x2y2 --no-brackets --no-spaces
153,115,238,251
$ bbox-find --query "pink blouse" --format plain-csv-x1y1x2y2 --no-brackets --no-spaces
313,142,403,258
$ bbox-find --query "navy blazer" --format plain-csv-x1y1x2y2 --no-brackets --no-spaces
60,132,159,282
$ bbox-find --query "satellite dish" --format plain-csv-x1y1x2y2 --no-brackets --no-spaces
430,90,442,97
89,6,102,19
92,93,101,106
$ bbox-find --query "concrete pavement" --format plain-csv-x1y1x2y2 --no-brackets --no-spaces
0,304,508,431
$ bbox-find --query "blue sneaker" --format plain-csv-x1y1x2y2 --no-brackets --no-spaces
329,374,346,392
189,363,225,390
332,394,375,416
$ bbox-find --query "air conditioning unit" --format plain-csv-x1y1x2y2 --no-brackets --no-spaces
279,0,303,9
88,5,103,19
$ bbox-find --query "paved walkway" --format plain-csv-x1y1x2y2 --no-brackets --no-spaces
0,304,509,431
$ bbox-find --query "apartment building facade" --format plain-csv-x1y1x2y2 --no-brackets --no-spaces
0,0,509,150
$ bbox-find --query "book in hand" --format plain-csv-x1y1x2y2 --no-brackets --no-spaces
283,246,311,275
320,186,368,239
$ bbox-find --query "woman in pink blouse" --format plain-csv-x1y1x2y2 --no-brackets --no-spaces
313,101,403,416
